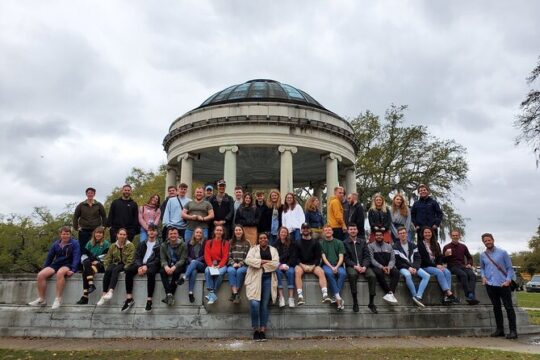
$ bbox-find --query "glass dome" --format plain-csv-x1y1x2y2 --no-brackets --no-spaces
198,79,327,110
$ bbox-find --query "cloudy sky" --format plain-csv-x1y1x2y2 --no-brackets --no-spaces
1,1,539,253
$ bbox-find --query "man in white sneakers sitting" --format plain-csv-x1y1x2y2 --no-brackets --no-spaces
368,229,400,304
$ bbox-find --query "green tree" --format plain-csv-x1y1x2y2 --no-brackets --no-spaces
0,206,73,273
351,105,469,242
516,56,540,165
104,166,166,211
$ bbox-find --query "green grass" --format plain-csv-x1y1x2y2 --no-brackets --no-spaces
517,291,540,308
526,310,540,325
0,348,538,360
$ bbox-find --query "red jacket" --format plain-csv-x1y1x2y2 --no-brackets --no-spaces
204,238,229,268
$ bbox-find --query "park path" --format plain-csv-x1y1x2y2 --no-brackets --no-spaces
0,335,539,354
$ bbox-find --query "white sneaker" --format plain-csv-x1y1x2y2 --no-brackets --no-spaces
28,298,46,306
389,293,398,304
337,298,345,311
288,297,295,308
278,296,285,308
382,293,394,304
51,298,61,310
103,290,114,300
96,296,106,306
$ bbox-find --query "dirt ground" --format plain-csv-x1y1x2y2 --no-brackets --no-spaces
0,335,539,354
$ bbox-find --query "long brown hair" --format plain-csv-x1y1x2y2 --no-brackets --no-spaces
277,226,290,247
189,226,206,246
282,192,297,213
231,225,247,247
422,226,441,257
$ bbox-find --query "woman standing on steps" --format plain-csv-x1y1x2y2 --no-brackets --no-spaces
96,228,135,306
245,232,279,342
77,226,110,304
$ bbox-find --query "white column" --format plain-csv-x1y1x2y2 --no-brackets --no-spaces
278,145,297,199
165,165,177,192
345,166,357,195
322,153,342,195
178,153,196,191
219,145,239,191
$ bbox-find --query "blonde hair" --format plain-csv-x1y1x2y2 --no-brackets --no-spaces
370,194,388,213
304,196,320,212
266,189,282,208
391,194,409,217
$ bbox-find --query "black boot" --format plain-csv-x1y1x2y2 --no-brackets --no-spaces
490,329,505,337
352,293,359,313
506,330,518,340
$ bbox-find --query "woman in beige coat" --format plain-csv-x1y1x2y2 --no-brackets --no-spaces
244,232,279,341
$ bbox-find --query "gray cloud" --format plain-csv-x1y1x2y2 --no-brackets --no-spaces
0,0,539,252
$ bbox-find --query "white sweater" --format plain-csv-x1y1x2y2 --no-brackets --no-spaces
282,205,305,232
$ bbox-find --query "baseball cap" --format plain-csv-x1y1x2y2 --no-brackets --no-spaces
217,179,226,186
301,223,310,229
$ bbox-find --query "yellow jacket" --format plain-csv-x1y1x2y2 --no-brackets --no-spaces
327,196,345,228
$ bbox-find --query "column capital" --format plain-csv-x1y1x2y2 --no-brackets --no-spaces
166,165,177,171
219,145,239,154
278,145,298,154
344,165,356,172
321,152,342,162
177,152,197,162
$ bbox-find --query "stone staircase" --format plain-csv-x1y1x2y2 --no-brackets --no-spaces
0,273,535,338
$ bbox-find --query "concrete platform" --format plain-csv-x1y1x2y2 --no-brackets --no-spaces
0,273,535,338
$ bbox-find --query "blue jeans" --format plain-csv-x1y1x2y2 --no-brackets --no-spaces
290,229,300,242
185,260,206,292
322,265,346,296
400,268,430,298
184,228,208,245
227,265,247,289
204,266,227,291
250,273,272,328
269,234,278,247
276,265,296,289
423,266,452,292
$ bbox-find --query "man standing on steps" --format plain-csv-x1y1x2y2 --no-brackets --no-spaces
107,184,139,242
443,230,479,305
344,223,378,313
411,184,443,243
328,186,347,241
368,229,400,305
345,193,366,240
163,183,190,240
182,186,214,243
160,186,177,240
480,233,517,340
73,187,107,249
209,179,234,238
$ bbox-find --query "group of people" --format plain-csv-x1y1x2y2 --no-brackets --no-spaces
27,182,518,340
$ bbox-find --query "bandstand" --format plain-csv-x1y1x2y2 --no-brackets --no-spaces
162,79,358,196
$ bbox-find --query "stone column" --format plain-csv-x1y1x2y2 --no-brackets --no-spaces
219,145,239,190
165,165,177,193
322,153,342,195
178,153,196,192
345,166,357,195
278,145,297,199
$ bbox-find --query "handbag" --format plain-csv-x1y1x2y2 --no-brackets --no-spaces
484,251,518,291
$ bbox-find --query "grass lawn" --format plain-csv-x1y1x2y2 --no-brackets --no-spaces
0,348,539,360
517,292,540,308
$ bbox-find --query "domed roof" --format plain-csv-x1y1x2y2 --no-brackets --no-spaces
198,79,328,111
